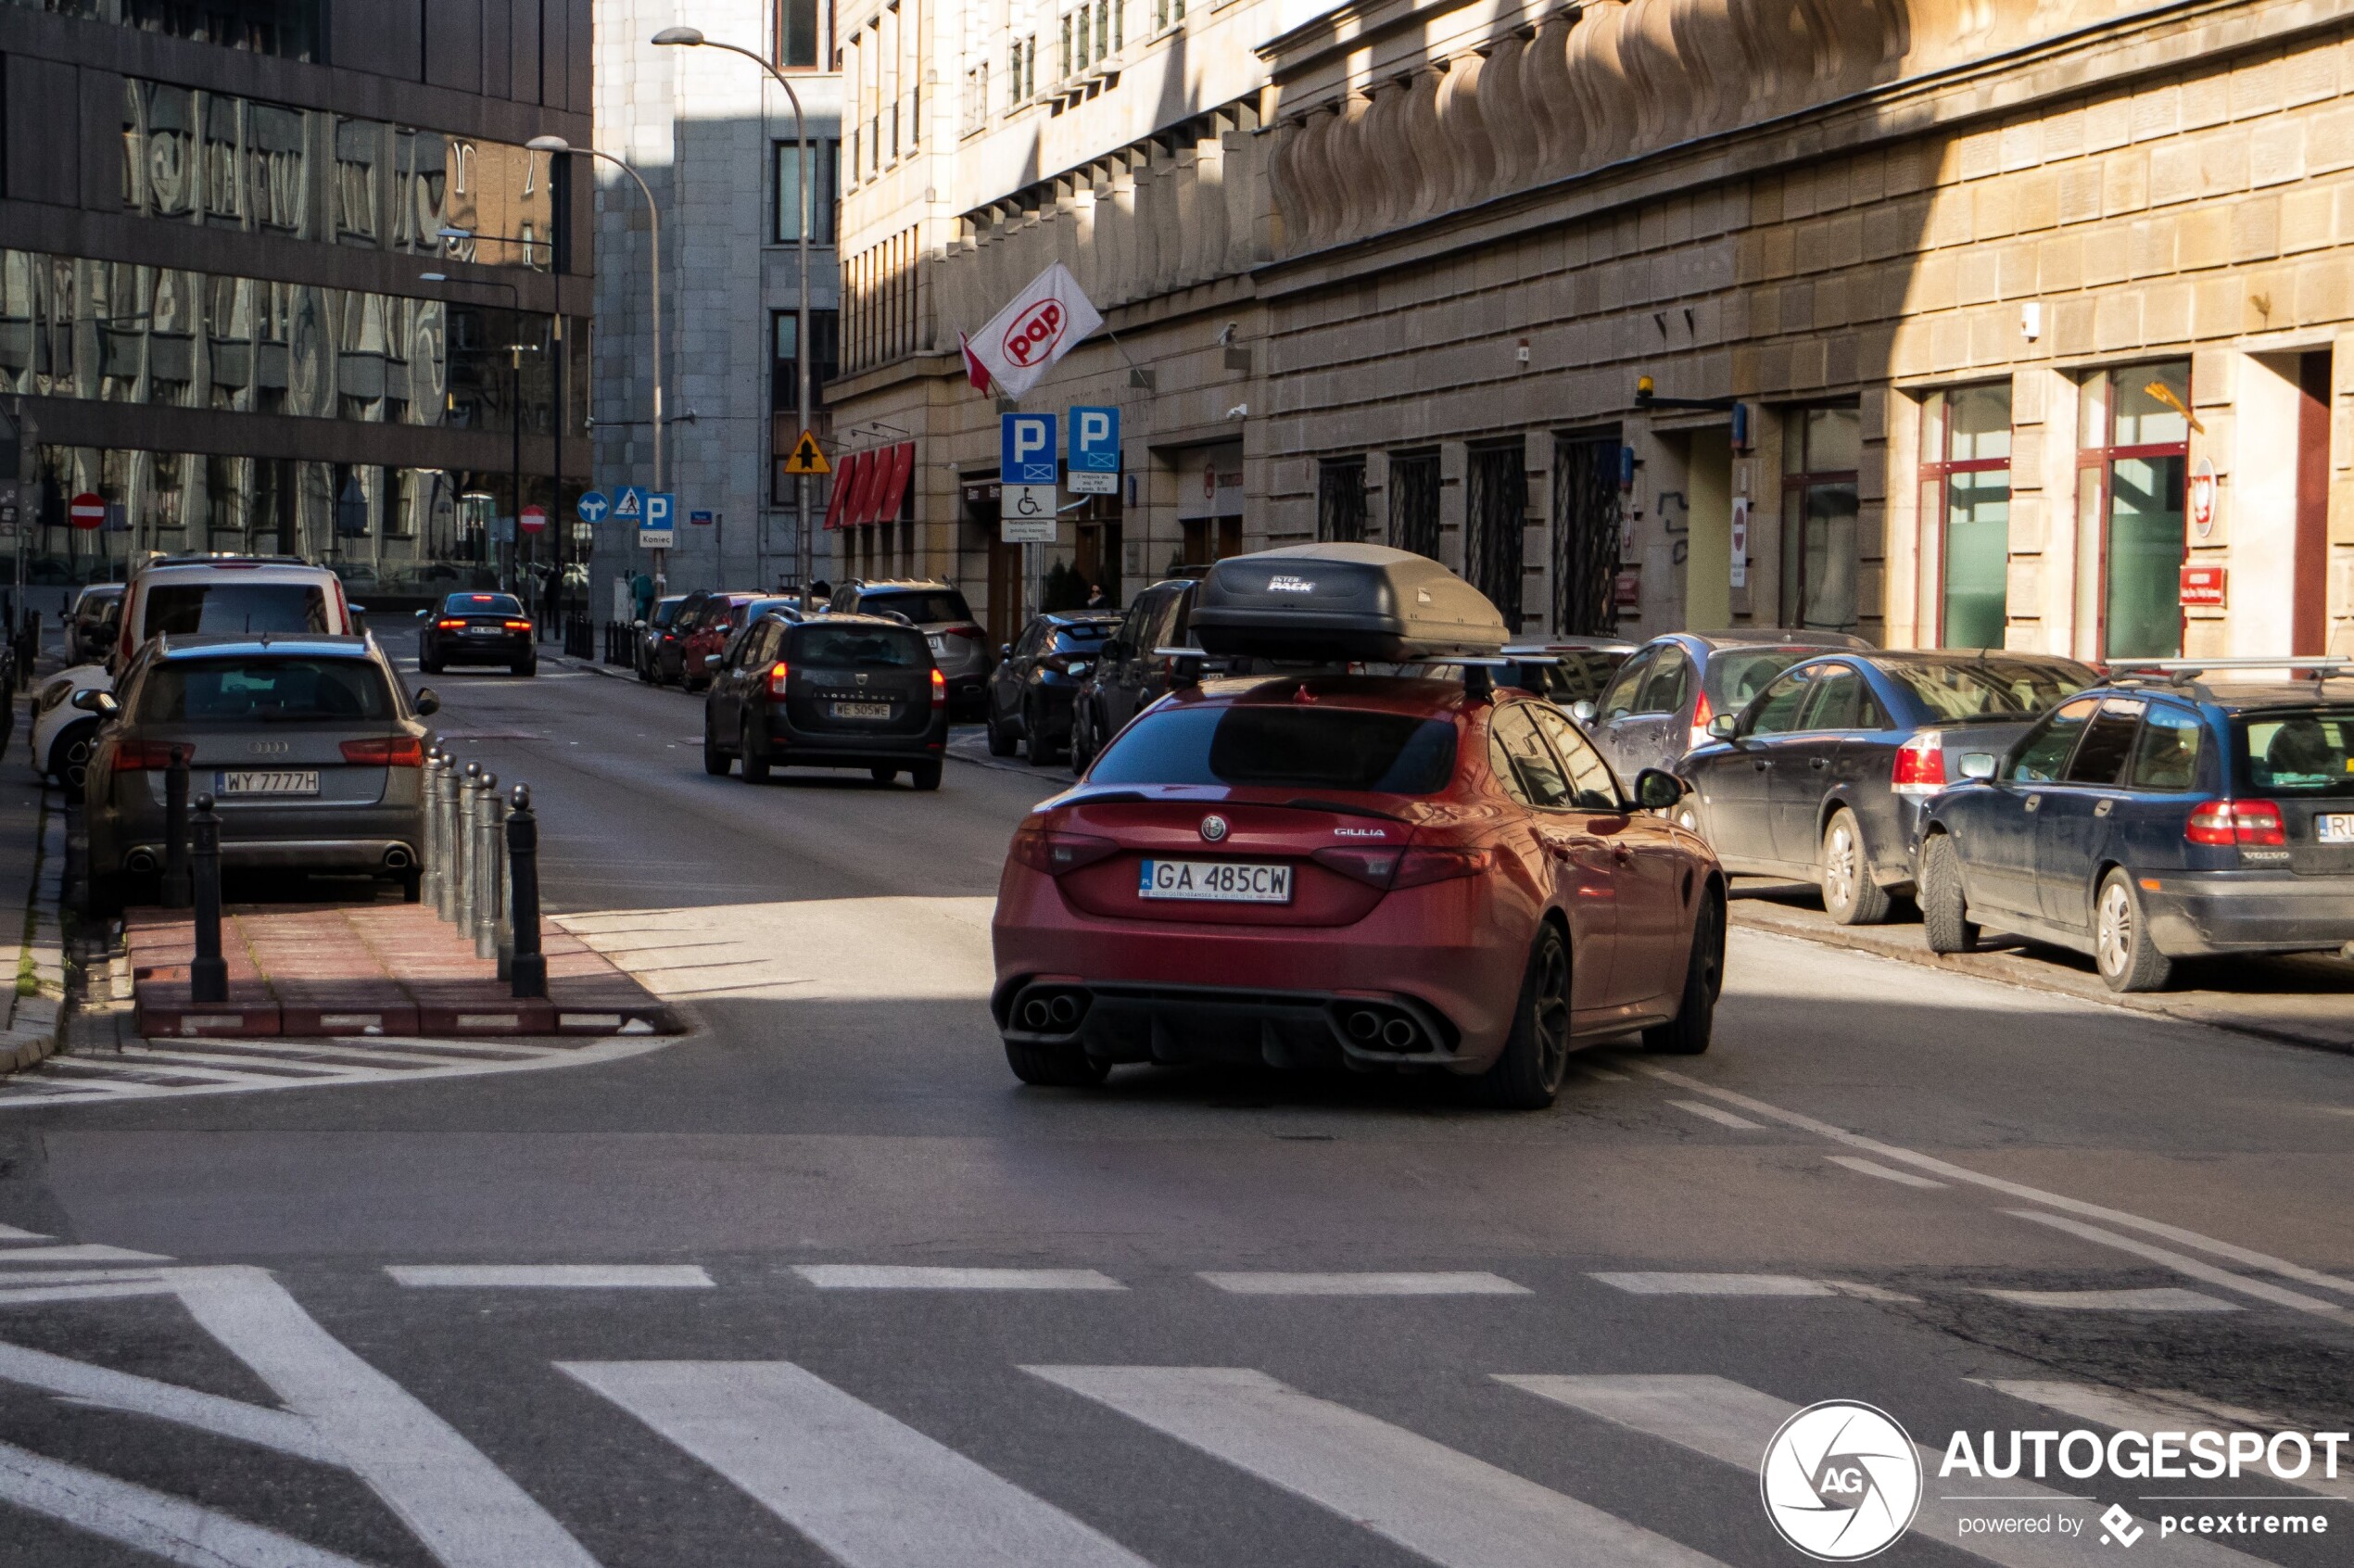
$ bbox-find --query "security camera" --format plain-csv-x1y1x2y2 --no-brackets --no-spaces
1216,322,1237,348
1224,402,1248,420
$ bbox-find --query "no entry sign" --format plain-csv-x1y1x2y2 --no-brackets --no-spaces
520,504,548,534
69,491,106,531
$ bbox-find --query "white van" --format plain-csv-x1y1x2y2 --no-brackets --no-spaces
115,556,356,670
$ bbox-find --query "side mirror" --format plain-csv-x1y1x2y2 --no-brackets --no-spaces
1000,643,1013,660
1633,767,1687,811
414,608,430,619
1570,699,1597,725
71,688,117,715
348,603,368,615
1958,752,1996,781
412,688,441,716
1707,713,1740,740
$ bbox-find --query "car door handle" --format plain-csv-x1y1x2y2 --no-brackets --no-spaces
2095,799,2115,817
1611,842,1633,863
2024,794,2042,813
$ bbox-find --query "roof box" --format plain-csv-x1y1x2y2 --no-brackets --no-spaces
1189,544,1508,662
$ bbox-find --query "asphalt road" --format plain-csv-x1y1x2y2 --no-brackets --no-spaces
0,635,2349,1568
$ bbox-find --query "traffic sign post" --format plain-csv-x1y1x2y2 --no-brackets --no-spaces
576,490,611,525
520,505,548,534
1068,406,1120,496
780,431,831,475
1001,415,1059,612
1001,413,1057,484
69,492,105,531
1001,485,1057,543
640,492,676,550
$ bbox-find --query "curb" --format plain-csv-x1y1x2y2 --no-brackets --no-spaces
0,799,67,1074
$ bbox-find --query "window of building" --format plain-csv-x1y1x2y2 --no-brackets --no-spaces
1918,384,2011,650
1007,36,1038,107
1058,11,1074,79
1781,404,1861,633
1389,449,1440,561
1154,0,1185,29
774,141,839,245
2077,361,2190,660
772,310,841,415
964,65,991,135
1316,457,1367,543
1465,440,1526,630
777,0,828,68
38,0,322,60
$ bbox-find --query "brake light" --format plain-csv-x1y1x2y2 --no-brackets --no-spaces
437,618,465,630
116,741,190,770
1009,828,1120,876
340,737,424,767
931,667,947,708
768,661,791,699
2186,799,2285,847
1310,846,1404,887
503,619,532,631
1688,689,1715,752
1390,845,1497,890
947,626,986,641
1892,731,1945,795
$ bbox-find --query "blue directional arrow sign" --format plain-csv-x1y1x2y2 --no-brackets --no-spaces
576,489,611,525
1001,412,1057,486
1068,406,1120,495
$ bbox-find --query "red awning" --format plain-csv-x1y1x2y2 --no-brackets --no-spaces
846,446,888,527
821,450,863,532
868,442,916,526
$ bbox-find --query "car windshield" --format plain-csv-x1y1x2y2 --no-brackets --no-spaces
137,658,396,724
1879,658,2094,719
144,582,331,639
445,593,523,616
1089,705,1460,794
1702,648,1814,711
792,625,928,668
2235,710,2354,795
861,589,972,624
1533,651,1626,704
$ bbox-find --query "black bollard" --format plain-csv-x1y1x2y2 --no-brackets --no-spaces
190,793,228,1005
161,748,193,907
506,782,546,999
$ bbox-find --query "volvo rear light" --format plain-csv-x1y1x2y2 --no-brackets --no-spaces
340,737,424,767
1009,829,1120,876
1310,846,1405,887
931,667,947,708
116,741,190,770
1687,690,1715,753
2186,799,2285,847
1390,845,1497,890
1892,731,1945,795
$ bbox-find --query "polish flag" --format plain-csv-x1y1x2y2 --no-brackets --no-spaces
959,331,992,393
961,263,1104,401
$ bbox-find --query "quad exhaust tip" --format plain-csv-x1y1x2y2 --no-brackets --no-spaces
1015,987,1090,1035
1335,1003,1433,1054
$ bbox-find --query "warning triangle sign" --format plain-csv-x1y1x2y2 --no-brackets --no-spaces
780,432,832,475
613,489,643,519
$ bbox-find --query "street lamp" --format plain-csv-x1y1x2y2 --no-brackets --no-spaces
652,26,818,615
420,263,532,595
526,133,669,593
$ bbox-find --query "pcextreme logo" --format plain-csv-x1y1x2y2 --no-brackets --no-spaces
1761,1401,1924,1561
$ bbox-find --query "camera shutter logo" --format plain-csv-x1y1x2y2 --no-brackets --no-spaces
1760,1400,1922,1562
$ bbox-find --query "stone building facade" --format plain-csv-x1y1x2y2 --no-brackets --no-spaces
588,0,842,605
832,0,2354,662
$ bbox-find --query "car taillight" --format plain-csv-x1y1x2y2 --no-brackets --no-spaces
1688,689,1715,752
503,619,532,631
1310,846,1404,887
116,741,190,770
931,667,947,708
340,737,424,767
2186,799,2284,847
768,661,791,698
1390,845,1497,889
947,626,986,641
437,619,465,630
1892,731,1944,795
1009,829,1120,876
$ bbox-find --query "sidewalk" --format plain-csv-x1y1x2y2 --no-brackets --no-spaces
1728,882,2354,1054
0,779,67,1072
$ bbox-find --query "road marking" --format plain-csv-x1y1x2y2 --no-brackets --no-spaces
1500,1373,2266,1567
1827,1156,1947,1188
0,1243,172,1264
1199,1271,1530,1296
0,1279,184,1306
1578,1064,1631,1082
171,1266,602,1568
1590,1272,1836,1296
386,1264,715,1289
2002,1210,2346,1319
0,1334,337,1462
564,1359,1152,1568
1978,1286,2240,1312
1029,1364,1728,1568
793,1265,1126,1291
1666,1099,1764,1131
1976,1380,2354,1504
1635,1063,2354,1301
0,1437,373,1568
0,1225,52,1241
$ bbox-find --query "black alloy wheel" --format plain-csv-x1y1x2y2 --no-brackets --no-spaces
1471,922,1573,1109
1022,698,1057,765
985,697,1019,757
1642,890,1722,1056
702,718,732,777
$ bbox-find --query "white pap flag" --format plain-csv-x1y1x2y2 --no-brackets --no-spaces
960,262,1104,400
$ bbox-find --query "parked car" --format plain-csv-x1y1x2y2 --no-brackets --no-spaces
415,591,536,676
78,634,438,910
68,584,124,663
714,597,814,669
1504,636,1640,707
985,612,1121,764
1069,577,1201,772
677,593,767,690
115,556,355,670
634,595,688,681
648,590,715,686
32,664,114,801
1677,650,2096,922
702,613,948,790
1917,670,2354,991
1580,629,1874,785
827,579,993,718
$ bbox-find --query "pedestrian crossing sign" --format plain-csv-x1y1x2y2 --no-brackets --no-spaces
780,432,831,475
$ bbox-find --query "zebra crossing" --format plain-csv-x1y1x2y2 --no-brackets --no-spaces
0,1224,2334,1567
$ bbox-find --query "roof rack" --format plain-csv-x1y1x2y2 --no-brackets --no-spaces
2107,656,2352,676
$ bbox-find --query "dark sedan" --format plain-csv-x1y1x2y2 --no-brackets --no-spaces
1680,650,2095,922
702,613,948,790
1580,629,1875,786
985,612,1120,764
649,590,716,686
416,592,535,676
634,594,688,682
1918,672,2354,991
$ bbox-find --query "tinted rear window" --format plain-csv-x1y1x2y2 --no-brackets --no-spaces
445,593,523,616
137,659,395,724
1052,625,1113,651
144,583,330,639
2237,711,2354,795
1879,658,2093,720
791,625,929,668
1089,705,1460,794
1702,649,1812,711
861,589,973,624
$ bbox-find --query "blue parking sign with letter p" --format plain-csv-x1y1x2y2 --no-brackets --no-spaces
1002,412,1057,485
1069,407,1120,473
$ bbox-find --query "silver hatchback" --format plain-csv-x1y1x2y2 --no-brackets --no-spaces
80,635,439,907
